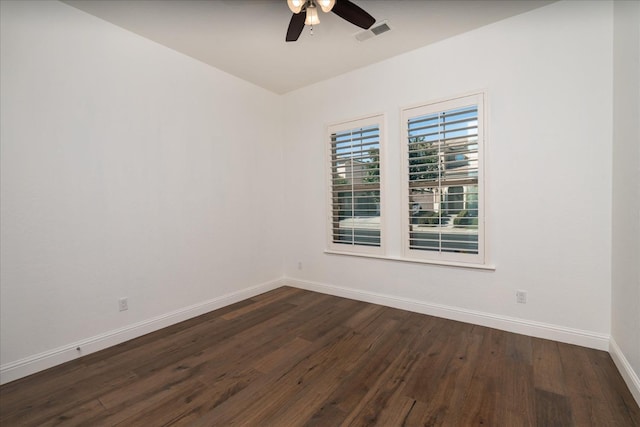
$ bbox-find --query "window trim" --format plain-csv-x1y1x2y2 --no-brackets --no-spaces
324,249,496,271
326,114,386,255
400,92,486,265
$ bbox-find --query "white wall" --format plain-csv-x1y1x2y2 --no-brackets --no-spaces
283,0,613,346
611,0,640,403
0,0,284,381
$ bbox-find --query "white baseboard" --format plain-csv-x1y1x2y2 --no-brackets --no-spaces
0,278,285,385
2,276,621,388
609,338,640,407
284,277,610,351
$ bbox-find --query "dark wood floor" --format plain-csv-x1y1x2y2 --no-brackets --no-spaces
1,287,638,426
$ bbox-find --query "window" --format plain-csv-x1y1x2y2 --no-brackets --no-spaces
327,115,384,254
401,93,485,264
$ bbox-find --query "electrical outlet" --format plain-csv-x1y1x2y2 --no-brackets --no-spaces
297,261,302,270
516,290,527,304
118,297,128,312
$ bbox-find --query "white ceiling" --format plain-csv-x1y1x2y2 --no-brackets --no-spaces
63,0,555,94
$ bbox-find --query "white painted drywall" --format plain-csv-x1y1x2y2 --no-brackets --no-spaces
612,0,640,395
282,0,613,336
0,0,284,369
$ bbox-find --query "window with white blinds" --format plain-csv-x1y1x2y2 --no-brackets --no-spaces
401,93,484,263
328,115,384,253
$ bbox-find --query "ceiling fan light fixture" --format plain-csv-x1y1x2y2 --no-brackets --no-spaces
304,4,320,26
318,0,335,13
287,0,304,14
285,0,375,42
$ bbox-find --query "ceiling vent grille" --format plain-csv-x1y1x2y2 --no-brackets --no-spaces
355,21,391,42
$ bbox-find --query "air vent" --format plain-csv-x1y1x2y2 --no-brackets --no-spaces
355,20,391,42
371,22,391,35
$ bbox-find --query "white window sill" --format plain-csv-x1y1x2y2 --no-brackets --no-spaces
324,250,496,271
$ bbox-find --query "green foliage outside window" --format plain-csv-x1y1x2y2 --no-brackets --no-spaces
408,137,441,182
362,148,380,183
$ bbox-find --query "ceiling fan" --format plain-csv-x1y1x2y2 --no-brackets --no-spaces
285,0,376,42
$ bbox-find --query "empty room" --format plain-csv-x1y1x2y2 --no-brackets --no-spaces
1,0,639,425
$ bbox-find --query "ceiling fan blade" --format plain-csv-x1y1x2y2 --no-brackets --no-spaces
286,12,306,42
331,0,375,30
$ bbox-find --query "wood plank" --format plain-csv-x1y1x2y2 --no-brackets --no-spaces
260,307,407,425
451,327,504,426
532,337,567,395
403,322,484,425
558,343,618,426
339,346,421,426
367,394,417,427
402,316,467,402
535,388,574,426
1,369,138,426
303,311,424,423
39,399,107,427
112,381,210,426
187,329,357,425
221,285,301,320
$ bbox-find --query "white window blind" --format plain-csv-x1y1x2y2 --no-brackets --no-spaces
328,116,383,252
402,94,484,263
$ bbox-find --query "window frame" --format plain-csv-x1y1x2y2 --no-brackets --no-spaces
326,114,386,255
400,93,486,265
